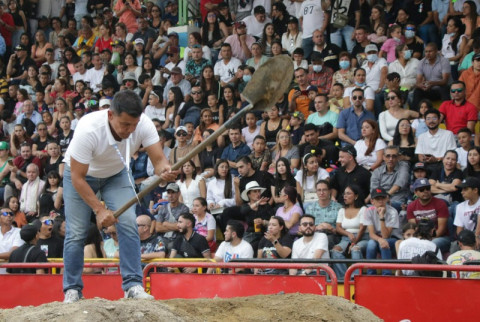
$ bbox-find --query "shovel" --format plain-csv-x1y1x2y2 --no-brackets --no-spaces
113,55,294,218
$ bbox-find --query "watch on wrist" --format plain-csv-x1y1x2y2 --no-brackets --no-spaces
273,240,279,245
379,218,385,221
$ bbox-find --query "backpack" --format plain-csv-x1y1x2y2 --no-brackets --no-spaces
411,250,443,277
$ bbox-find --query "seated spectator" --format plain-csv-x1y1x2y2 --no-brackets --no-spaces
457,130,474,171
137,215,165,261
206,220,254,274
295,153,329,202
260,105,288,149
429,150,463,206
32,123,53,159
19,164,45,221
246,42,268,69
439,81,477,136
379,24,404,64
281,16,302,56
249,135,271,172
459,52,480,115
83,223,106,274
16,100,42,127
337,88,375,147
169,213,211,273
441,17,467,80
154,183,190,253
307,52,333,94
0,207,23,273
411,99,431,138
37,215,63,258
287,111,304,145
464,147,480,179
389,118,417,165
57,116,74,156
270,130,299,170
162,67,192,105
447,230,480,278
176,160,206,211
192,197,216,252
333,53,354,89
6,196,26,228
306,94,339,142
198,129,222,179
355,119,386,171
361,44,388,93
275,186,303,238
169,126,201,172
331,185,369,279
388,43,420,91
412,43,451,111
378,90,418,142
43,141,64,178
397,219,442,275
454,177,480,238
9,124,33,157
214,43,242,87
270,158,297,206
207,159,236,212
221,127,251,176
103,225,119,259
242,6,271,39
364,188,401,275
288,67,311,118
312,29,341,71
289,214,329,276
193,108,220,145
255,216,293,275
7,222,47,274
331,145,372,203
415,109,456,169
174,85,204,129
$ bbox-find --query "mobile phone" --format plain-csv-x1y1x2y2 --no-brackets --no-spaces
425,154,433,158
7,160,13,166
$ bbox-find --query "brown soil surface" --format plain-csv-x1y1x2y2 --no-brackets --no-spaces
0,293,381,322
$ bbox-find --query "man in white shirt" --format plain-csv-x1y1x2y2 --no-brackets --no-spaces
62,90,174,303
207,220,254,274
72,57,88,84
242,6,272,39
214,43,242,86
289,214,329,275
0,207,24,274
43,48,60,80
361,44,388,92
85,53,105,93
454,177,480,238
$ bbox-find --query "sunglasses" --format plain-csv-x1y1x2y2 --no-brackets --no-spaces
450,88,463,93
42,219,53,225
386,96,397,100
191,91,202,95
416,187,430,192
1,211,14,217
352,95,363,100
301,222,315,227
177,131,188,137
385,154,398,159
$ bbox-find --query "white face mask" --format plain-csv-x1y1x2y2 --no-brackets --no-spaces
313,65,323,73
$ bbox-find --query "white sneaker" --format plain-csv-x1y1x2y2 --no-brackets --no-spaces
124,285,154,300
63,289,81,303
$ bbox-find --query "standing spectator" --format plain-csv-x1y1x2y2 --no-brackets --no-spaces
0,1,14,58
439,81,477,136
299,0,328,60
114,0,142,34
364,187,401,275
329,0,357,52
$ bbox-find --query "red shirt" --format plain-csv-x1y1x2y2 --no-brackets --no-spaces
0,13,14,46
439,99,477,134
407,197,449,233
13,156,43,177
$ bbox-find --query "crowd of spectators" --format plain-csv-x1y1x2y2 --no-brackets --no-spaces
2,0,480,280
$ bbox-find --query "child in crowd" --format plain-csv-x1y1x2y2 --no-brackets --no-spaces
144,89,165,121
328,82,344,114
71,102,86,130
456,128,473,170
292,47,308,70
411,99,432,137
57,116,74,156
14,88,28,116
207,93,223,125
288,111,305,145
307,85,318,113
368,23,387,45
379,24,404,63
249,135,271,171
242,111,260,149
34,89,49,113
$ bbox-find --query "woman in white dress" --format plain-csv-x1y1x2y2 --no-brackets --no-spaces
176,160,206,211
355,119,385,171
206,160,236,212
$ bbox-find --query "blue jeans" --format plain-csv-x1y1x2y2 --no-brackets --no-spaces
63,166,143,295
331,234,368,280
418,23,439,47
329,25,355,52
366,238,397,275
301,37,314,60
433,236,451,255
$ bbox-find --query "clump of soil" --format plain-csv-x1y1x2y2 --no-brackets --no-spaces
0,293,381,322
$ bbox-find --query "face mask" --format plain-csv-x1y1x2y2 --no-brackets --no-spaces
355,81,365,87
339,60,350,70
404,49,412,60
393,36,401,43
313,65,322,73
448,32,456,37
243,75,251,82
367,54,378,63
405,30,415,39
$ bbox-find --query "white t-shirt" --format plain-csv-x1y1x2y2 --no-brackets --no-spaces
242,126,261,149
336,206,366,233
454,198,480,231
72,71,88,84
215,239,254,262
64,109,159,178
144,105,166,122
456,146,468,170
294,168,330,192
214,58,242,83
242,15,272,38
398,237,441,275
415,129,457,158
85,67,106,93
292,232,330,259
298,0,325,39
362,58,388,91
0,227,23,274
355,139,386,168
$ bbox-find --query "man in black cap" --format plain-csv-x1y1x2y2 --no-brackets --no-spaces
453,177,480,238
7,221,47,274
6,44,35,82
447,230,480,278
330,145,371,203
271,2,289,37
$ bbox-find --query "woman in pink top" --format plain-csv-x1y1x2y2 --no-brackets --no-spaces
275,185,303,237
379,24,404,63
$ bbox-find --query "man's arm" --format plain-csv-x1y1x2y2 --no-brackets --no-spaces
141,251,166,260
0,246,18,260
337,128,356,145
155,220,178,233
145,141,171,177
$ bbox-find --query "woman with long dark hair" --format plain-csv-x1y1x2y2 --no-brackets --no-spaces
164,86,184,130
176,159,206,211
355,119,385,171
200,10,228,59
464,146,480,179
260,23,277,57
206,159,236,211
441,16,467,80
200,65,221,101
83,224,105,274
271,157,297,205
198,129,222,180
275,186,303,237
192,197,217,252
389,118,417,164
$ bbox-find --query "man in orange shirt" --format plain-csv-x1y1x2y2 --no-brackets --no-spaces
459,53,480,112
288,67,312,117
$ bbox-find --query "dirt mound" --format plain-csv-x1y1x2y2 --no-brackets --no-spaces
0,293,381,322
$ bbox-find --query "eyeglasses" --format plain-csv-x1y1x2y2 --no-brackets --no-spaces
301,222,315,227
425,117,438,121
191,91,202,95
207,14,216,18
416,187,430,192
352,95,363,100
176,131,187,137
42,219,53,225
385,154,398,159
38,128,47,131
450,88,463,93
1,211,14,217
386,96,397,100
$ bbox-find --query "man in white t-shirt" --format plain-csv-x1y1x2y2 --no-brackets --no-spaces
85,53,105,93
214,43,242,86
207,220,253,274
0,207,24,274
242,6,272,39
289,214,329,275
62,90,174,303
72,57,88,84
298,0,328,60
454,177,480,237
